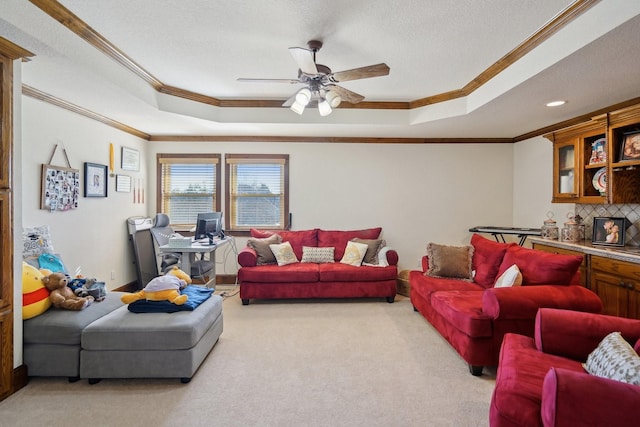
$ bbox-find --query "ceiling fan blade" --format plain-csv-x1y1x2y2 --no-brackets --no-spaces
288,47,318,75
327,85,365,104
329,63,390,82
237,78,300,84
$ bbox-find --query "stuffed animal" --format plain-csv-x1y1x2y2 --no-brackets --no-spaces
22,262,52,319
121,267,191,305
42,271,94,310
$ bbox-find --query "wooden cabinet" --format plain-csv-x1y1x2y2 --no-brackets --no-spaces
591,256,640,319
546,103,640,204
532,242,588,288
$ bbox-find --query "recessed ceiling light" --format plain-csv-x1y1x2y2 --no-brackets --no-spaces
546,100,567,107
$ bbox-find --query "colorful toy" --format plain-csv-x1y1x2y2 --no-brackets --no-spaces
121,267,191,305
22,262,52,319
42,271,94,310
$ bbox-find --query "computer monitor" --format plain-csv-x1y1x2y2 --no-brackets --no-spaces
194,212,223,240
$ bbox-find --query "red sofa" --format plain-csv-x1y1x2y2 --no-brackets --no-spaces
490,308,640,427
409,234,603,375
238,228,398,305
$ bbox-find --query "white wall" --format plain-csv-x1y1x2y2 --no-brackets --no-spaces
21,97,148,289
148,141,515,271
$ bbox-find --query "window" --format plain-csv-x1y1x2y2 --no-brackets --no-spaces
225,154,289,231
157,154,221,228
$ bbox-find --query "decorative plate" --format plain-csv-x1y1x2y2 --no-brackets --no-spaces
592,167,606,193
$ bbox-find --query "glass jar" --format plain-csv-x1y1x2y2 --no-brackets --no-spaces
541,212,559,240
561,214,585,242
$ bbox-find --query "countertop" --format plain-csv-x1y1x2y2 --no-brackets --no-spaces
530,237,640,264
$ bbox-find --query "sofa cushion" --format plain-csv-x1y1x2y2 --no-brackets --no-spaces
496,245,582,286
238,263,319,283
246,234,282,265
269,241,300,266
470,234,514,288
319,263,398,282
317,228,382,261
251,228,318,260
301,246,335,263
494,264,522,288
583,331,640,385
426,243,474,280
430,291,493,337
351,238,386,265
340,241,369,266
23,292,125,345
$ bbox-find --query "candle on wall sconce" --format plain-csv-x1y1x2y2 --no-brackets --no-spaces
109,143,115,175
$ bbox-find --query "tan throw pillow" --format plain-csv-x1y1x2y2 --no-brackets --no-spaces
583,331,640,385
301,246,335,263
494,264,523,288
351,238,386,265
340,241,369,266
269,241,299,266
426,243,474,280
247,234,282,265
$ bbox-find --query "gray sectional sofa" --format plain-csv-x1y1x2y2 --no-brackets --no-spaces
23,291,223,383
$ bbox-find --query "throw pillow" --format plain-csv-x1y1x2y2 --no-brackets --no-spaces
493,264,523,288
583,331,640,385
351,238,386,265
246,234,282,265
269,241,299,266
301,246,335,263
23,225,55,258
426,243,474,280
470,234,514,288
340,241,369,266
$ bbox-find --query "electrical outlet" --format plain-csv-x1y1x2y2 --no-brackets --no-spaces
110,270,115,280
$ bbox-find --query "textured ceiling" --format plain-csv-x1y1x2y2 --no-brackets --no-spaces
2,0,640,139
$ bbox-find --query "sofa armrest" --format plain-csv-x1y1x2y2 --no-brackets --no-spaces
420,255,429,273
238,246,258,267
542,367,640,427
534,308,640,360
482,285,602,321
380,247,399,266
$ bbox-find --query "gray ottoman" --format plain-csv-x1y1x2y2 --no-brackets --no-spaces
80,294,223,383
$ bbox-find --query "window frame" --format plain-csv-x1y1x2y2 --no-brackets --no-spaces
156,153,221,229
225,153,289,234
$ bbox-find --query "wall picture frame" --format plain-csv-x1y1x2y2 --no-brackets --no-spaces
619,130,640,161
121,147,140,171
84,162,108,197
115,174,131,192
40,164,80,211
592,217,626,246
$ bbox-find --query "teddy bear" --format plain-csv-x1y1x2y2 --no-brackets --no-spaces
42,271,94,310
121,266,192,305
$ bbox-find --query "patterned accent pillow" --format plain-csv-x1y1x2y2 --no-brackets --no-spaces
426,243,474,280
493,264,523,288
301,246,335,263
340,241,369,266
247,234,282,265
583,331,640,385
269,241,299,266
23,225,55,258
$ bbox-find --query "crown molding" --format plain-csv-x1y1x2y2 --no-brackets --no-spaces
0,37,35,61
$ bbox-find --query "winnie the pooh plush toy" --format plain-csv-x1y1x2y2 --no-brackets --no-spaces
42,271,94,310
121,266,191,305
22,262,52,319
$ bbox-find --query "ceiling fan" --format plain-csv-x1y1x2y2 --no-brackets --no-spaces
237,40,390,116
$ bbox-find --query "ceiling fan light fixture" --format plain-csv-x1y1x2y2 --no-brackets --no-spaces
318,99,332,116
295,88,312,106
290,100,306,115
325,90,342,108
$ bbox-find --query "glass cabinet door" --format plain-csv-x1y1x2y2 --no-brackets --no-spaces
554,141,577,200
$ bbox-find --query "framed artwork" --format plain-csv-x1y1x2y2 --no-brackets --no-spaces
40,164,80,211
115,174,131,192
84,162,108,197
619,131,640,161
121,147,140,171
592,217,626,246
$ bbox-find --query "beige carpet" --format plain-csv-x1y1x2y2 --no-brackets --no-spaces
1,292,496,427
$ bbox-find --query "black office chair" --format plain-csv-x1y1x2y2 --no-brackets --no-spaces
150,213,214,282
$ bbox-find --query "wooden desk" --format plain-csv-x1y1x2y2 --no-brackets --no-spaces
159,237,232,287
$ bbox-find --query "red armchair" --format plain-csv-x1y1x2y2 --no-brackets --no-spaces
490,308,640,427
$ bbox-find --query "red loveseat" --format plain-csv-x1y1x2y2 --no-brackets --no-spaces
409,234,602,375
237,228,398,305
490,308,640,427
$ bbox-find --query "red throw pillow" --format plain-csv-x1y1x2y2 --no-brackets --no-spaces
317,228,382,261
496,245,582,286
470,234,514,288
